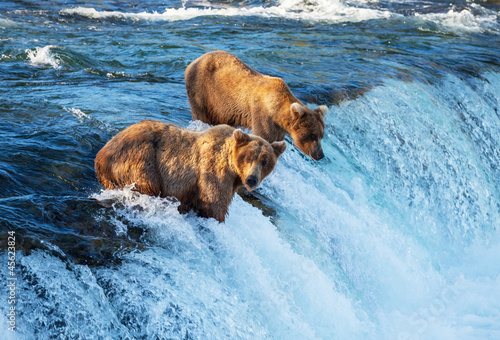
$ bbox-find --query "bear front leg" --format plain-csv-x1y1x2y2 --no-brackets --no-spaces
199,199,228,223
192,106,210,123
198,183,232,223
252,118,275,143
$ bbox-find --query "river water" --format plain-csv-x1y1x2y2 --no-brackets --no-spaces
1,0,499,339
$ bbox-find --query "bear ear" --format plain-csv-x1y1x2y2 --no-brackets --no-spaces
271,141,287,157
315,105,328,118
233,129,250,145
290,103,305,121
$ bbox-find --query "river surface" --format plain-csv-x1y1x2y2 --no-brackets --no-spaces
1,0,499,339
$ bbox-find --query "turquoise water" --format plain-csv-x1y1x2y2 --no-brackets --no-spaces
1,0,499,339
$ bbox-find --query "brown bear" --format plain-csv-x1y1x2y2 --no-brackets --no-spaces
185,50,328,160
95,120,286,222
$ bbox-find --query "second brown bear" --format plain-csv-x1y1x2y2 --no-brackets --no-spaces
185,50,328,160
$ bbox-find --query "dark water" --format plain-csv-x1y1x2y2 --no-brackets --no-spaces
1,0,499,339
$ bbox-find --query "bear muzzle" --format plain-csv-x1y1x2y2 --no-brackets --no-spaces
311,148,325,161
309,142,325,161
245,175,259,190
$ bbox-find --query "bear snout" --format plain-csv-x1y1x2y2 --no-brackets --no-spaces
309,142,325,161
312,149,325,161
245,175,258,190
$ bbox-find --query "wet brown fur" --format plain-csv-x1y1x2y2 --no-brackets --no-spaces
185,50,328,160
95,120,286,222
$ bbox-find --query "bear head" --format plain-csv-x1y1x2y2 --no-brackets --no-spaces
288,103,328,161
233,129,286,191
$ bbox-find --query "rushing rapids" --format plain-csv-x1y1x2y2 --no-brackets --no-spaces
0,0,499,339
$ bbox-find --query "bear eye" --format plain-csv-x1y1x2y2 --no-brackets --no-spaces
246,156,252,163
261,160,267,167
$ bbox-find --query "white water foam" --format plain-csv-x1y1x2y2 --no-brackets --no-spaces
320,73,500,337
25,45,61,69
90,185,372,339
61,106,117,133
60,0,392,24
63,107,92,123
415,3,500,35
187,119,213,131
0,17,18,28
60,2,500,34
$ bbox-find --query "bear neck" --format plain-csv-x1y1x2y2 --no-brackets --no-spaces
225,138,241,179
276,96,303,135
225,138,247,190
